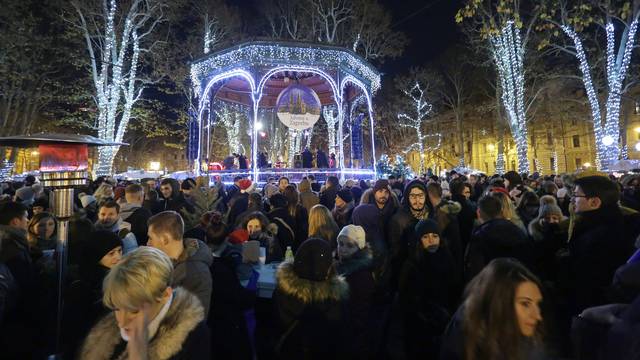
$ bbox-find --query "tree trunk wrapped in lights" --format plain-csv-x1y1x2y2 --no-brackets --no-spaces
491,21,530,174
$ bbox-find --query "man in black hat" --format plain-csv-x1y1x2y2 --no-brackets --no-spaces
333,188,355,228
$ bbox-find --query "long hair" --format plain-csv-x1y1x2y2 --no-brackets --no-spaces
27,212,57,244
308,204,339,246
283,184,300,218
492,192,520,222
516,191,539,211
463,258,544,360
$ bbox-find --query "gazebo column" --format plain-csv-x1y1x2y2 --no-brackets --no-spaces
252,95,260,182
368,100,377,179
337,99,345,181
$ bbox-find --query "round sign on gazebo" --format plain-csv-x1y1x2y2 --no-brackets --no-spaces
189,40,381,183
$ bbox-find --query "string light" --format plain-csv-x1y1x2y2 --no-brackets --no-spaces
496,153,505,175
553,150,559,174
0,160,15,181
490,21,530,174
561,19,639,170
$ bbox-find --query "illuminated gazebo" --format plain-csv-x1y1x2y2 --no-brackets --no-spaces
189,40,381,182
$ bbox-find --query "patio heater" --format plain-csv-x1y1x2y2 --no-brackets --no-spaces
0,133,125,358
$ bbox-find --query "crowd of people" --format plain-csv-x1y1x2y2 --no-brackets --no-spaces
1,169,640,359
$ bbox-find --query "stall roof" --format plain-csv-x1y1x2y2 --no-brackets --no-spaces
0,133,127,147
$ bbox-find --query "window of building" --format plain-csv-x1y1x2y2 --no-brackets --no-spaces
467,141,472,153
550,157,556,171
485,162,489,172
181,154,185,160
571,119,578,126
531,133,536,146
483,143,487,152
511,160,516,171
547,131,553,146
575,157,582,169
174,154,178,160
573,135,581,148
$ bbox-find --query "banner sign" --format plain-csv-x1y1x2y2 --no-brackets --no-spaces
39,144,88,171
351,113,365,160
276,84,321,130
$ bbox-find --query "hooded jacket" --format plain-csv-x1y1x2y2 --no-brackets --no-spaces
173,239,213,316
273,261,351,359
158,179,194,214
119,202,151,246
79,287,210,360
430,199,464,270
387,180,429,289
359,187,400,234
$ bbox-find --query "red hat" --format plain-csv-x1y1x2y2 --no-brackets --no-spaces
490,186,510,197
227,228,249,245
238,179,252,191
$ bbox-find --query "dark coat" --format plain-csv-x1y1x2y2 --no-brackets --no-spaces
119,204,151,245
173,239,213,316
316,150,329,168
332,201,355,229
273,261,352,360
430,200,464,272
79,287,211,360
335,249,375,357
302,149,313,168
450,194,477,253
291,204,309,252
209,256,256,360
568,205,636,313
399,244,457,359
268,207,297,251
0,261,17,327
158,179,194,214
465,218,531,281
319,186,338,211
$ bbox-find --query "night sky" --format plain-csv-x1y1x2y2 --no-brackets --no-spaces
233,0,462,77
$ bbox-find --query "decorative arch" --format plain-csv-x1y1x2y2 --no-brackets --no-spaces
256,65,341,104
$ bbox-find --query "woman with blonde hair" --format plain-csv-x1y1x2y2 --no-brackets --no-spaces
491,190,527,234
93,183,114,206
79,247,210,360
440,258,546,360
308,204,340,249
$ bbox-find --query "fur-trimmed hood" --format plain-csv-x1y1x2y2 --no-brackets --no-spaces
436,200,462,215
79,287,205,360
276,261,349,304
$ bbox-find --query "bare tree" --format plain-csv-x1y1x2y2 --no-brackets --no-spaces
350,0,407,61
70,0,165,175
309,0,352,43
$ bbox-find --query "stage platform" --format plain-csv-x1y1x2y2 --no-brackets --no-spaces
207,168,376,185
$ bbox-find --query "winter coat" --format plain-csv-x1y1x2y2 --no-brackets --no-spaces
173,238,213,316
227,192,249,230
528,219,569,282
399,244,457,359
273,261,352,360
251,228,284,264
430,199,464,271
79,287,210,360
0,261,16,327
335,249,375,357
440,307,547,360
352,204,388,282
119,203,152,245
568,205,636,313
387,180,429,290
450,194,476,253
291,204,309,252
319,186,338,211
610,257,640,303
209,256,256,360
465,218,531,281
316,150,329,168
302,149,313,168
332,201,354,229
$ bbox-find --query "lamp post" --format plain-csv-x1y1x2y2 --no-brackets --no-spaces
0,133,125,358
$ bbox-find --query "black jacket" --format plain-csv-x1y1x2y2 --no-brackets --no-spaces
119,204,152,245
465,218,531,281
568,205,636,313
158,179,194,214
319,186,338,211
450,194,476,253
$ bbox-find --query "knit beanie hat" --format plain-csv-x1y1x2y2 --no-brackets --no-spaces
79,193,97,208
373,179,390,193
16,186,35,205
414,219,440,239
337,225,366,249
264,183,279,199
336,188,353,203
293,238,334,281
83,230,122,266
539,203,562,218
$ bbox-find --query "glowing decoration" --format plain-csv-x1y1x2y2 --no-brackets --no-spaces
0,160,15,181
323,106,339,154
376,154,393,179
214,101,244,156
635,142,640,152
534,158,543,175
391,155,414,179
276,84,322,130
496,153,505,175
190,41,381,181
561,19,639,170
149,161,161,171
490,21,530,173
621,144,629,160
397,82,441,175
553,151,559,174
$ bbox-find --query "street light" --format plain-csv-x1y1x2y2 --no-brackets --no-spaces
634,126,640,133
635,142,640,152
255,122,263,131
583,162,592,168
487,143,495,152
